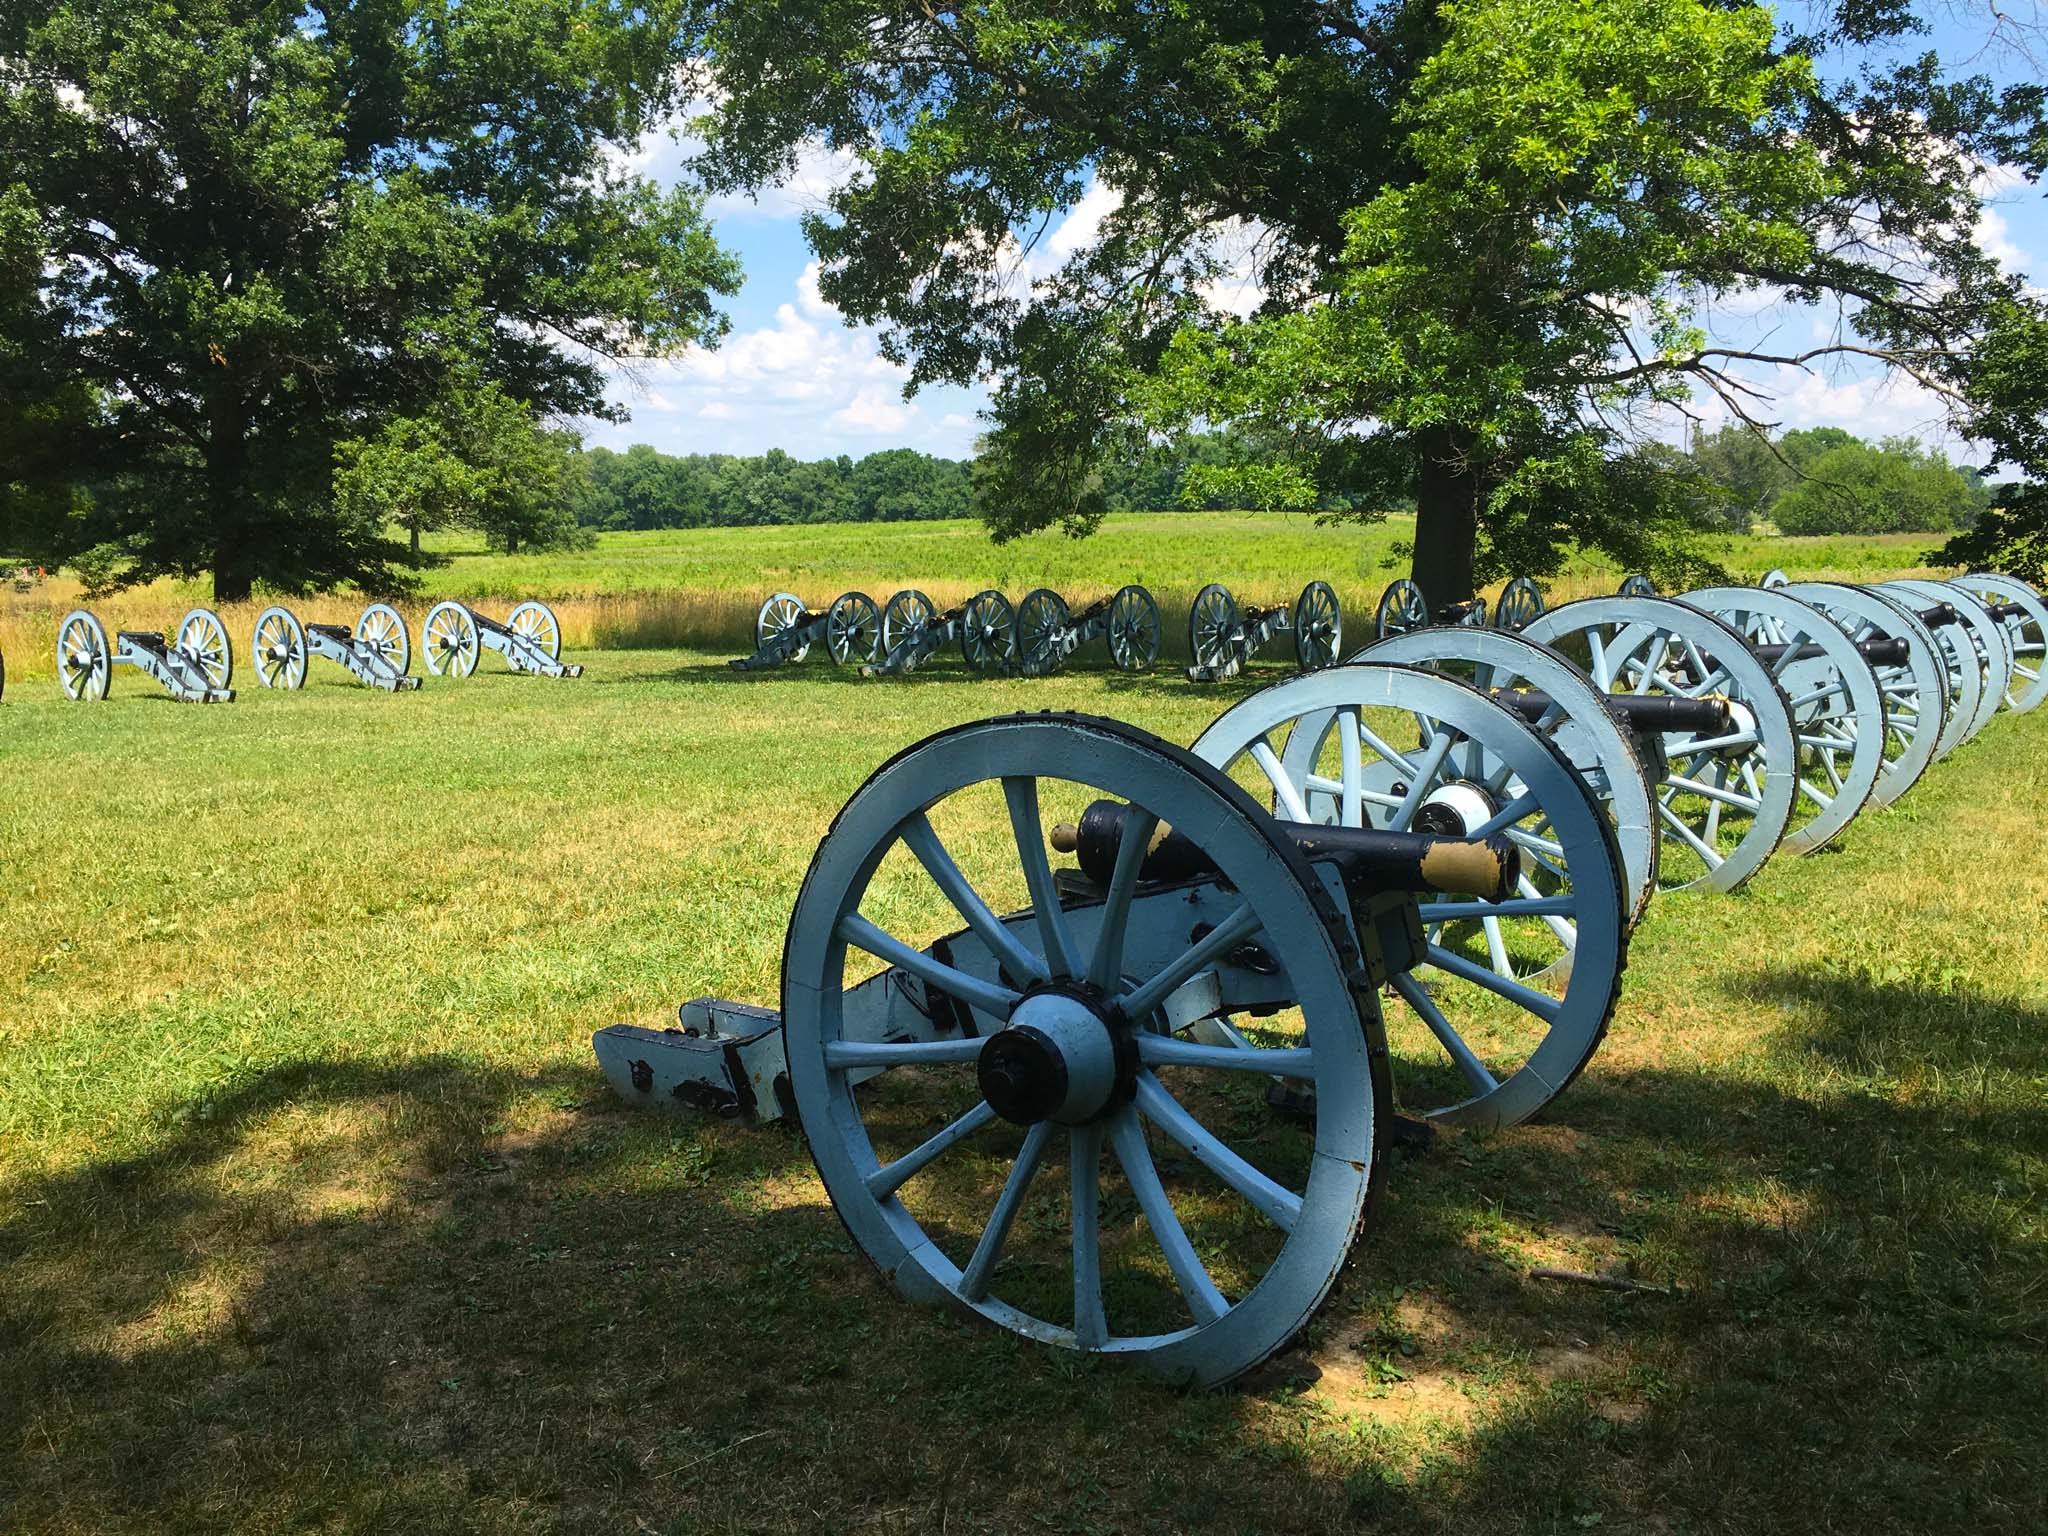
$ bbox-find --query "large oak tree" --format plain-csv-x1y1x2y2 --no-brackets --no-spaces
0,0,739,599
691,0,2046,597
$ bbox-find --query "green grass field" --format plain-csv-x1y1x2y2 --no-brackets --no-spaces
4,634,2044,1533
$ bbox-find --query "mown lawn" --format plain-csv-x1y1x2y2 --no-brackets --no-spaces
3,648,2043,1534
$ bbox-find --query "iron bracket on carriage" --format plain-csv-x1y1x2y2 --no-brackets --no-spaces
422,600,582,678
56,608,235,703
1184,580,1344,682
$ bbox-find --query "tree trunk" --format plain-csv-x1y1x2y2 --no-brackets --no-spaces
207,374,255,603
1410,426,1481,607
410,521,420,560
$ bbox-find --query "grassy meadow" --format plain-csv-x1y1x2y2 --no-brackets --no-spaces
3,517,2044,1533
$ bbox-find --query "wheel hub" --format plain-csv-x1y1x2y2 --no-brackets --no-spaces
1415,780,1498,838
977,989,1125,1126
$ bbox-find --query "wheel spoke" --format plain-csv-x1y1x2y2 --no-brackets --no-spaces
1003,777,1085,978
1137,1033,1314,1076
1119,902,1262,1022
1134,1073,1302,1231
1108,1109,1229,1326
900,814,1049,986
1386,727,1457,832
1657,801,1727,867
866,1101,999,1199
1390,972,1499,1094
823,1036,987,1069
1249,738,1313,823
958,1120,1055,1301
1070,1122,1107,1348
1423,942,1564,1022
837,913,1022,1018
1088,805,1158,990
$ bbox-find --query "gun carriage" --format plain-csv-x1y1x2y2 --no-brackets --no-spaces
250,604,419,692
423,600,582,679
56,608,233,703
1184,580,1343,682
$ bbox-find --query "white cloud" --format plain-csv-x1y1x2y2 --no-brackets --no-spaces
832,386,912,433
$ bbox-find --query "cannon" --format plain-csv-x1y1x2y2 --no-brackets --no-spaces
595,685,1626,1385
732,590,885,669
422,600,583,679
1011,586,1163,675
56,608,234,703
1617,574,1658,598
250,604,420,692
1184,580,1342,681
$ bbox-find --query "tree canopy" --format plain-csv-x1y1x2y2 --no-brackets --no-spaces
690,0,2047,598
0,0,740,599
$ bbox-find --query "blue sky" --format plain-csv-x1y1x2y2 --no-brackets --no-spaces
585,17,2047,465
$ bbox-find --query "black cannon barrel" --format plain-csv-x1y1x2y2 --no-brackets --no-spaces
1986,600,2031,623
1749,637,1909,667
1492,687,1732,735
1051,799,1519,902
1916,602,1958,627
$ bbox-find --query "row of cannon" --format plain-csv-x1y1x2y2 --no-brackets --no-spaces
596,566,2044,1388
736,572,1617,679
46,600,581,702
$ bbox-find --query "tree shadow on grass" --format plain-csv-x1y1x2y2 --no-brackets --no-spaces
3,1020,2043,1534
592,654,1289,706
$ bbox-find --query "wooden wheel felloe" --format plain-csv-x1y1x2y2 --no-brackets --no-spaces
57,609,111,701
959,589,1015,674
252,607,309,690
422,601,482,678
176,608,234,692
1106,585,1161,672
826,591,881,665
1373,579,1429,640
1292,580,1343,670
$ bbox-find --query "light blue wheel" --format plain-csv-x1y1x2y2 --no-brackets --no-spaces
422,601,480,678
1292,580,1343,669
252,606,308,690
1684,586,1886,854
1879,580,2005,743
1494,576,1545,632
1524,596,1798,892
879,589,935,657
781,714,1385,1387
176,607,233,691
959,590,1015,674
1186,583,1237,672
1359,626,1660,927
1784,583,1946,804
56,609,110,701
355,603,411,675
1374,579,1430,640
1958,573,2048,712
1192,663,1629,1129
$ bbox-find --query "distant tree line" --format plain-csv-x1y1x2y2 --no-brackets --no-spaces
575,431,1374,532
1649,427,1993,537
